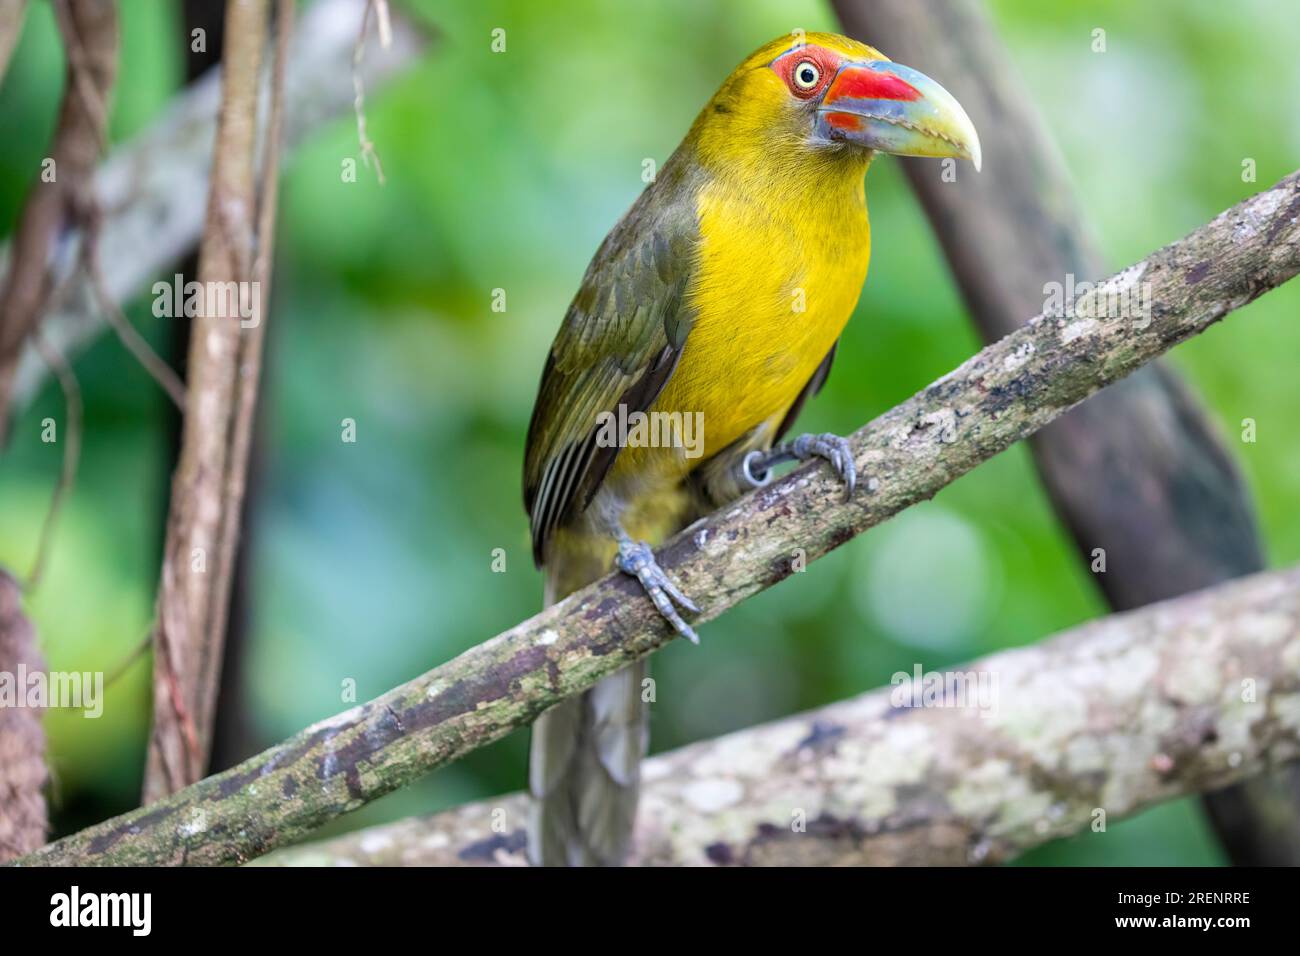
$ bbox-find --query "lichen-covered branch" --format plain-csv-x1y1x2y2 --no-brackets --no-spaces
261,565,1300,866
14,170,1300,866
4,0,428,413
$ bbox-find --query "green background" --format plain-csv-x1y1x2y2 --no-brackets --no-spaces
1,0,1296,865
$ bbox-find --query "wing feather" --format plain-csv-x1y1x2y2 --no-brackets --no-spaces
524,176,700,564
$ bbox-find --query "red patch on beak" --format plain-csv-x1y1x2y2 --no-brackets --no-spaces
826,67,921,103
826,112,862,131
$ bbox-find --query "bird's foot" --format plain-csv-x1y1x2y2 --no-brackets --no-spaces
741,432,857,501
615,538,700,644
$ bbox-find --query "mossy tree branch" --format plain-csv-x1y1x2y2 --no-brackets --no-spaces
13,170,1300,866
261,565,1300,866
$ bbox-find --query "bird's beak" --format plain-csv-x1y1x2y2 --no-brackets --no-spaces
816,59,981,171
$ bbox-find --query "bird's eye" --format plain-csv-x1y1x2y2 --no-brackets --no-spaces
792,61,821,91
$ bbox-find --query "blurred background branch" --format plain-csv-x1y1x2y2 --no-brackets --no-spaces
0,0,116,861
141,0,289,803
0,0,117,442
17,170,1300,865
262,565,1300,866
832,0,1295,864
3,0,428,416
0,1,27,86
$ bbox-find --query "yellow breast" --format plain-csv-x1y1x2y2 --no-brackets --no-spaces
617,171,870,488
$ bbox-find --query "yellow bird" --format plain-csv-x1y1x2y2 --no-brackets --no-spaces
523,32,980,865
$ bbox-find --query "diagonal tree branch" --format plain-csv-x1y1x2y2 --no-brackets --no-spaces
259,564,1300,866
12,170,1300,867
832,0,1291,865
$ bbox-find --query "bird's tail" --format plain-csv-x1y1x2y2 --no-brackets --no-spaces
527,543,647,866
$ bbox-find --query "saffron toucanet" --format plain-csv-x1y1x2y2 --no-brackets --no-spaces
522,32,980,866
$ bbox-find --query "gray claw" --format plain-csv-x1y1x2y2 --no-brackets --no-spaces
616,539,700,644
792,433,857,501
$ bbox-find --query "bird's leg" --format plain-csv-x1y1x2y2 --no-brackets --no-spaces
739,432,857,501
614,532,700,645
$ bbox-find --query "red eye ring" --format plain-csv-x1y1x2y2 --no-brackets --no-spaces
772,46,839,99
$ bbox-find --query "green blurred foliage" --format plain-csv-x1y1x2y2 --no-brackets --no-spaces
0,0,1296,863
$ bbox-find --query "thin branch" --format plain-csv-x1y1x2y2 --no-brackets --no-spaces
24,331,82,592
85,208,186,408
201,0,296,772
51,0,110,149
0,5,106,859
10,259,85,593
14,171,1300,867
0,0,117,440
141,0,281,803
101,632,150,690
351,0,390,183
253,1,292,293
57,0,187,408
260,565,1300,866
0,0,111,594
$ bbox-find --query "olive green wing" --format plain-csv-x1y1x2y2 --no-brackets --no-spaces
523,184,699,565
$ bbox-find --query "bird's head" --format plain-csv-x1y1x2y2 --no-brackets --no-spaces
694,32,981,176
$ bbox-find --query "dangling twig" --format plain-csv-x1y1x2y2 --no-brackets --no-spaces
351,0,390,183
24,331,81,594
